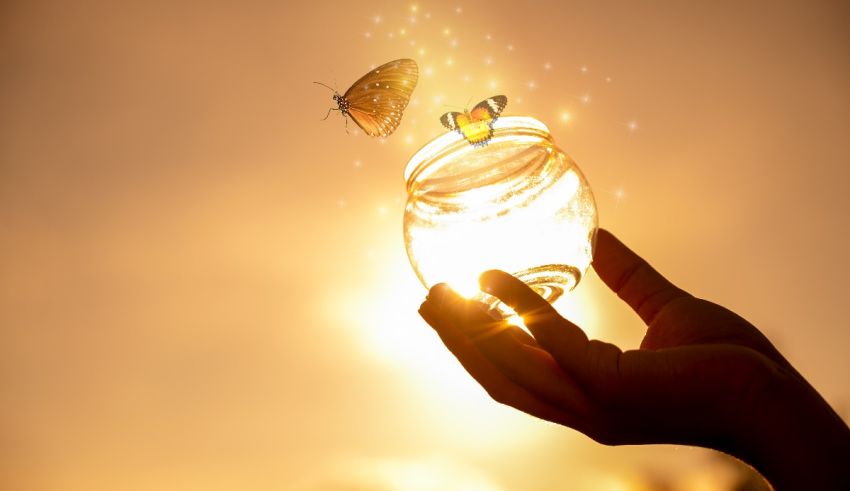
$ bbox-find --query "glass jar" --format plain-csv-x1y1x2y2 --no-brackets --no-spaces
403,116,598,314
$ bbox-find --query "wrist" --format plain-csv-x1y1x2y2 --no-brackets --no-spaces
735,367,850,489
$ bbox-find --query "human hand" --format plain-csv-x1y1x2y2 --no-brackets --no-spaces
418,229,850,489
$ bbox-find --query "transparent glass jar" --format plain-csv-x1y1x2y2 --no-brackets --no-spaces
403,116,598,314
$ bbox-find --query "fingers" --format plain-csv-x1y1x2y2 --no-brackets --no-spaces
592,229,690,325
479,270,590,377
419,285,589,428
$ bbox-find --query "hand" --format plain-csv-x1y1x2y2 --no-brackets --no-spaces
418,229,850,490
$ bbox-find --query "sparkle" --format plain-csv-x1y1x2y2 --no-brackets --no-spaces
627,120,639,132
580,65,588,73
424,11,431,19
526,80,537,90
378,206,388,216
484,33,492,41
364,31,371,39
404,134,414,145
450,38,459,47
489,79,498,90
516,96,523,104
580,94,591,104
455,6,463,14
506,44,514,51
544,62,553,71
373,15,382,24
442,27,451,36
399,28,407,36
410,4,418,12
445,57,454,66
409,15,417,24
337,199,347,208
417,47,426,56
463,74,471,83
560,111,571,122
605,76,612,82
614,187,626,201
353,159,362,168
387,31,395,38
424,66,434,76
484,56,494,65
409,39,416,46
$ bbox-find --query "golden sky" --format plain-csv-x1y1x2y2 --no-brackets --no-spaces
2,1,849,489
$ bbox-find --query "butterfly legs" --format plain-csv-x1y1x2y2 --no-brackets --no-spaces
321,107,338,121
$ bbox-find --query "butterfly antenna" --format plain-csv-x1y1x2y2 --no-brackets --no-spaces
313,81,337,93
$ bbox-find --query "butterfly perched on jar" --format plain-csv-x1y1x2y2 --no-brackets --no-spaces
440,95,508,146
314,58,418,138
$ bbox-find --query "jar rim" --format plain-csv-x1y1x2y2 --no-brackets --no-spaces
403,116,552,191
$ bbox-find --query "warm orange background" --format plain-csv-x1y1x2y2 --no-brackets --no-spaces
2,1,849,489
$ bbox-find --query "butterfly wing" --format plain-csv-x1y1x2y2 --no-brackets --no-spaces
468,95,508,124
343,58,418,137
440,111,464,131
455,96,507,145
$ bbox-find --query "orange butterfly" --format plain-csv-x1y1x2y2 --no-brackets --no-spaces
440,95,508,146
315,58,418,138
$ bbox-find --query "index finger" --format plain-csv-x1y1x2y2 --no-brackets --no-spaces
592,229,690,325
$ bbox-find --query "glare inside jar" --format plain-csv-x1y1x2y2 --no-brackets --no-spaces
403,116,598,315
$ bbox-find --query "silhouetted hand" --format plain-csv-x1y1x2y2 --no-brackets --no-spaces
418,229,850,490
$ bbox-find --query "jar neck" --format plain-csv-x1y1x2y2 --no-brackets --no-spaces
404,116,554,195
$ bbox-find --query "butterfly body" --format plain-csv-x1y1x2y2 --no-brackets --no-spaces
440,95,508,146
317,59,418,138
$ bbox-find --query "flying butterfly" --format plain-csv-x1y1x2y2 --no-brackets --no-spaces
440,95,508,146
314,58,418,138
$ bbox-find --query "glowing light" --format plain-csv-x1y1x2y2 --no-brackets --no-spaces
442,27,451,36
424,11,431,19
450,38,459,47
526,80,537,90
373,14,382,24
410,4,419,12
580,65,588,73
378,206,388,216
488,79,498,90
353,159,362,168
580,93,591,104
399,27,407,36
484,56,494,65
424,66,434,76
484,33,492,41
560,111,571,123
627,120,639,132
445,57,454,66
364,31,372,39
409,39,416,46
543,61,552,70
614,187,626,201
605,76,612,82
506,314,527,330
337,199,347,208
506,44,514,51
463,74,471,83
455,6,463,14
388,31,395,38
418,47,426,56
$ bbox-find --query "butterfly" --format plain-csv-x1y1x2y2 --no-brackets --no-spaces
315,58,418,138
440,95,508,146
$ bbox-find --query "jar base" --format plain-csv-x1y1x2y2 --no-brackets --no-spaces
473,264,582,319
